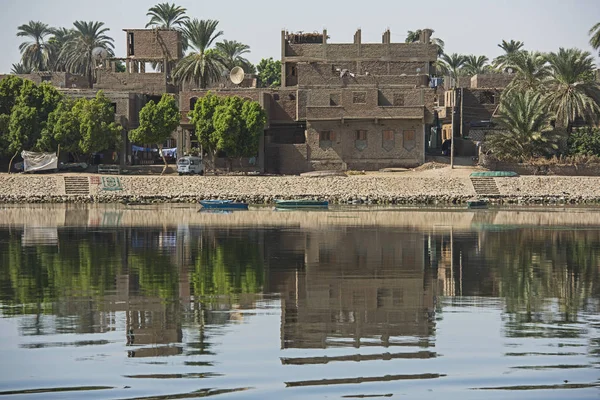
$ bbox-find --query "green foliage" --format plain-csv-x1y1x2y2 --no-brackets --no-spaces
10,63,32,74
567,127,600,157
493,39,525,71
486,91,564,161
129,94,180,150
188,92,266,165
463,55,490,75
589,22,600,56
146,2,189,29
17,21,52,71
75,91,122,156
173,19,224,88
256,58,281,88
38,99,80,153
215,40,252,72
5,80,63,154
435,53,466,83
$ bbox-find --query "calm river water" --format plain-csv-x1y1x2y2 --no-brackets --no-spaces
0,204,599,399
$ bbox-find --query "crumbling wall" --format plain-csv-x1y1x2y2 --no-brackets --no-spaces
125,29,182,60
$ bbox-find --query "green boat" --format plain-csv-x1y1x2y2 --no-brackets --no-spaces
467,199,489,209
274,199,329,209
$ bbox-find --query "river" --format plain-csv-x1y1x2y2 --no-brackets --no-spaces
0,204,598,399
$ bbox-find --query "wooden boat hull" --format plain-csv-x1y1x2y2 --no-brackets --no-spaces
199,200,249,210
274,200,329,209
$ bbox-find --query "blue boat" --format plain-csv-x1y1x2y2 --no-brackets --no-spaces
274,199,329,209
199,200,249,210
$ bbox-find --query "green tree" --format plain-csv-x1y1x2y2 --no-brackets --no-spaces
74,91,122,159
589,22,600,56
129,94,180,173
436,53,466,85
173,19,225,88
145,2,189,28
545,48,600,130
5,80,63,170
504,51,549,95
493,39,525,71
405,29,445,56
188,92,221,169
17,21,51,71
37,99,82,157
256,57,281,88
463,55,491,75
216,40,252,72
60,21,115,88
567,127,600,157
486,91,563,161
10,63,32,74
47,27,75,72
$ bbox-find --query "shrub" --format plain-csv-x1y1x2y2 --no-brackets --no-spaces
567,127,600,157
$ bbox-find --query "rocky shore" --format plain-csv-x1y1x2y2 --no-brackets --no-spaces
2,173,600,205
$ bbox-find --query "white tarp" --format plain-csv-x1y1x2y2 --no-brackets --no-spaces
21,151,58,172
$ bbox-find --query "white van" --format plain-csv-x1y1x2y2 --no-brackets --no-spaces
177,156,205,175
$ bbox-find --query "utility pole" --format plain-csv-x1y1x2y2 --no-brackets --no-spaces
460,87,464,138
450,89,455,169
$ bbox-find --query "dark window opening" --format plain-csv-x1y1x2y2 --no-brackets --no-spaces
190,97,198,110
330,93,340,106
481,91,495,104
273,94,280,101
291,66,297,76
383,130,394,141
111,103,117,113
128,32,135,56
288,93,295,100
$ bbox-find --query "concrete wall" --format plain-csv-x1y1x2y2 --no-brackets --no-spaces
95,71,174,95
124,29,183,60
471,74,514,88
306,119,424,171
296,62,427,87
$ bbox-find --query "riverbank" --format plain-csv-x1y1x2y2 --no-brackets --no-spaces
2,167,600,205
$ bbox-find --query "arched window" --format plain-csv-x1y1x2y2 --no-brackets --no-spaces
190,97,198,110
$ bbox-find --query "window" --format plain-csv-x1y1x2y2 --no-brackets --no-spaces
403,130,416,151
355,130,367,151
355,130,367,141
128,32,135,56
393,93,404,106
330,93,340,106
320,131,335,141
353,92,366,104
481,91,495,104
382,130,394,151
190,97,198,110
291,66,297,76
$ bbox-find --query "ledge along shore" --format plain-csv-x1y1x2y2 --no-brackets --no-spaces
2,173,600,205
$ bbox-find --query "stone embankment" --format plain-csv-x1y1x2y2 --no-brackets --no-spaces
2,173,600,205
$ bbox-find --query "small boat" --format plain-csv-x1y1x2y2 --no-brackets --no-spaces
274,199,329,209
199,199,249,210
467,199,489,209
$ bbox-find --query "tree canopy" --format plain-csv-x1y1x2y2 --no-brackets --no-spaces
256,58,281,88
129,94,180,172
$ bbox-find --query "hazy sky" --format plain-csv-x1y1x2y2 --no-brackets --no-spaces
1,0,598,74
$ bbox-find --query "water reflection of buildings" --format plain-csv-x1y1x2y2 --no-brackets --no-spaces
271,229,437,350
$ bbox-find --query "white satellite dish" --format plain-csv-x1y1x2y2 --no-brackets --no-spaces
230,66,245,85
92,47,109,61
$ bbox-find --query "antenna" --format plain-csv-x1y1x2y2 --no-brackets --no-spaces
229,66,245,85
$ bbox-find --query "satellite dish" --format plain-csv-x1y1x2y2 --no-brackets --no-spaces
92,47,109,61
230,66,245,85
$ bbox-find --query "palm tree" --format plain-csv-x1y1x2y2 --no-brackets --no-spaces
589,22,600,56
47,27,75,72
405,29,445,56
486,91,563,161
173,19,225,88
463,55,490,75
59,21,115,88
504,51,549,95
10,63,32,74
493,39,525,71
436,53,466,86
16,21,52,71
146,2,189,28
216,40,251,72
545,48,600,130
